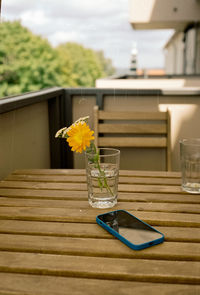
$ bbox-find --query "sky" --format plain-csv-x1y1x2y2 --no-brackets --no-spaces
1,0,174,70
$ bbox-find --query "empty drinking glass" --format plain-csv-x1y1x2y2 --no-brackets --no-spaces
180,138,200,194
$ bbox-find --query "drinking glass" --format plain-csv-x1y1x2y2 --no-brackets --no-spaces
180,138,200,194
85,148,120,208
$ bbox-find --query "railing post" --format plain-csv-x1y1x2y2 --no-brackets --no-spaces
48,89,73,168
60,90,73,168
96,92,104,110
48,94,62,168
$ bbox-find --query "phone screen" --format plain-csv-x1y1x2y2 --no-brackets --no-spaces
98,210,163,245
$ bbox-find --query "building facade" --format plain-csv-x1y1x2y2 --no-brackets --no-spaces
129,0,200,75
164,24,200,75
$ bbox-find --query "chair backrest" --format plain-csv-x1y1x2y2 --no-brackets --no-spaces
93,105,171,171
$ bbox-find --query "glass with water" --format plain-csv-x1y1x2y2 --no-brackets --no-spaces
180,138,200,193
85,148,120,208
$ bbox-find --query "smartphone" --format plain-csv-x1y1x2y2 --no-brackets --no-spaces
96,210,164,250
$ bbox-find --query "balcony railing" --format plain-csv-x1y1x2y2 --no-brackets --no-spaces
1,86,200,179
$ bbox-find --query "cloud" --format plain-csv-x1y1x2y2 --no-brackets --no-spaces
43,0,128,19
49,31,80,46
20,10,49,26
2,0,34,14
1,0,173,69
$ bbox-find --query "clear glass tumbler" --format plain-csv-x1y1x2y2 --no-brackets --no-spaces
85,148,120,208
180,138,200,194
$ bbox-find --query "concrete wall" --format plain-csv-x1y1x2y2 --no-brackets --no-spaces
165,26,200,75
96,77,200,89
165,32,184,75
164,43,175,75
185,28,196,74
0,101,50,180
129,0,200,30
175,33,184,74
197,28,200,74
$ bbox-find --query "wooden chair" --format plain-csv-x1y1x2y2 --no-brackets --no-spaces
93,106,171,171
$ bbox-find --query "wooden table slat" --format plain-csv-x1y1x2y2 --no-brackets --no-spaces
5,174,181,185
0,188,199,204
0,206,199,227
0,198,200,214
0,220,199,242
0,273,199,295
12,169,181,178
0,234,199,261
0,251,199,284
0,180,184,193
0,169,199,294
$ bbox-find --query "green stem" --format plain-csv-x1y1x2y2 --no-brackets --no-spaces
86,142,114,196
96,160,114,196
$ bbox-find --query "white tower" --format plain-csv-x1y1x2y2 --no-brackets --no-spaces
130,42,138,75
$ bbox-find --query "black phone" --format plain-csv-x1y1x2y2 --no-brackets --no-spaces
96,210,164,250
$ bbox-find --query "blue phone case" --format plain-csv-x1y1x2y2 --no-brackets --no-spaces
96,210,164,250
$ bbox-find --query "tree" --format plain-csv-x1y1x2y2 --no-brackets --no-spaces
0,21,64,97
0,21,116,97
56,42,105,87
95,50,115,76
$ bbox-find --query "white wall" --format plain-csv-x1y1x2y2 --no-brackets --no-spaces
175,33,184,74
129,0,200,30
185,28,196,74
165,32,184,75
196,28,200,74
165,43,175,75
164,26,200,75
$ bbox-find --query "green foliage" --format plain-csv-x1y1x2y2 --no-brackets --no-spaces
0,21,116,97
0,21,64,97
56,42,105,87
95,50,115,76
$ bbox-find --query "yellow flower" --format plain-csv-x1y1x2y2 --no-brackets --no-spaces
67,121,94,153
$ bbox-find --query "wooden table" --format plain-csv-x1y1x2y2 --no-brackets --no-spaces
0,169,200,294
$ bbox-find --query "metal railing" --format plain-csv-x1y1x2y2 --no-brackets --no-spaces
1,86,200,172
0,87,162,169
